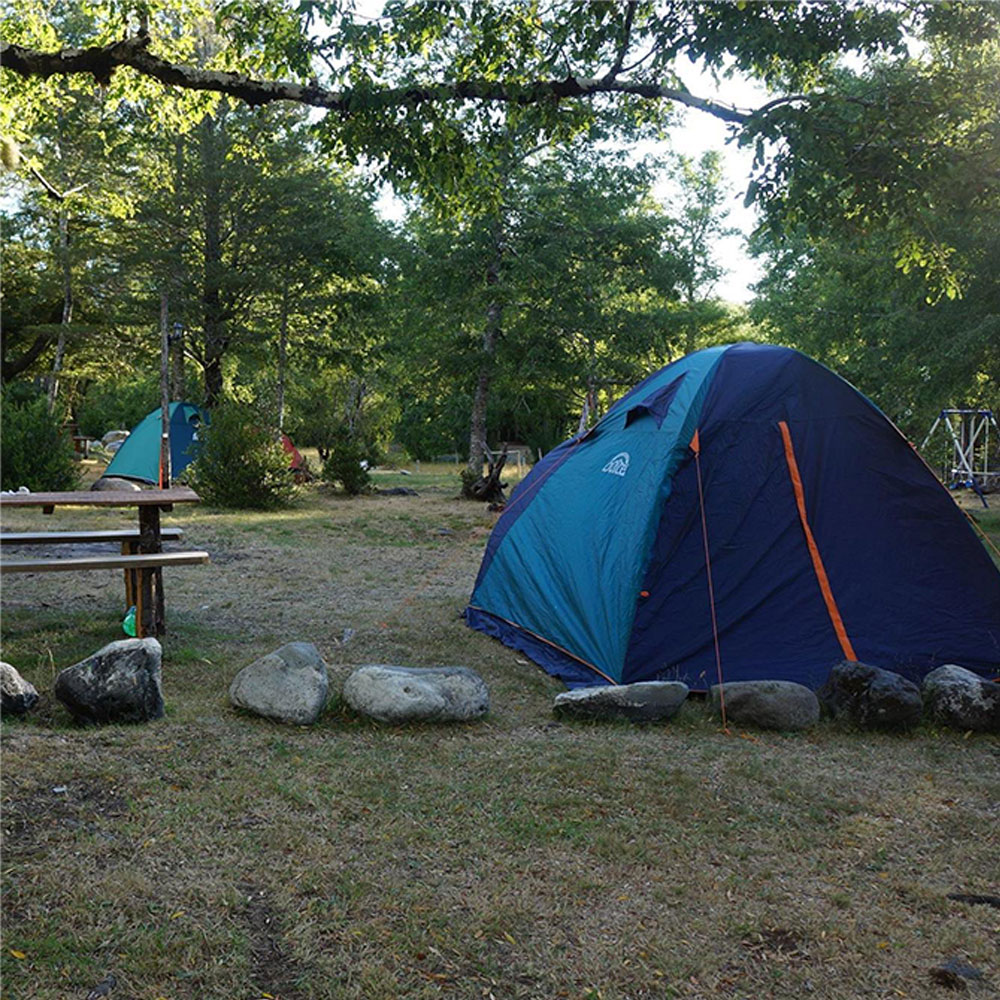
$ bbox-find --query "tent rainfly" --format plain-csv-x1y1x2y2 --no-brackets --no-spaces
103,401,206,485
466,343,1000,690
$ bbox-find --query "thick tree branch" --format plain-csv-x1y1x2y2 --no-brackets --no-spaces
29,163,88,201
1,36,750,125
1,332,53,382
603,1,638,83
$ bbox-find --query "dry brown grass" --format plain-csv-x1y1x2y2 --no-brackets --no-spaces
2,468,998,1000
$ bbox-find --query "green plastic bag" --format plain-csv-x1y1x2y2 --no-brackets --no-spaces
122,605,137,637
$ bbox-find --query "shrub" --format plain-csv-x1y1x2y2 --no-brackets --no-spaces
186,402,297,509
0,389,80,492
322,438,372,496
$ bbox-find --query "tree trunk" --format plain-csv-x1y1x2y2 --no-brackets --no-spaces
462,445,508,503
47,208,72,413
277,278,289,430
466,223,504,476
159,291,171,486
170,328,185,400
169,136,186,401
200,116,226,407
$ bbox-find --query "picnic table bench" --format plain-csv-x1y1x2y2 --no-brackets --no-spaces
0,488,208,637
0,527,187,546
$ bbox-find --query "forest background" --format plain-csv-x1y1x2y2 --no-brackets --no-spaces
2,1,998,489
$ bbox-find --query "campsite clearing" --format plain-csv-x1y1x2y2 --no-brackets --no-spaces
2,465,998,1000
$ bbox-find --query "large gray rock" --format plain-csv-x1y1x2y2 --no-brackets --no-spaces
553,682,689,723
229,642,329,725
710,680,819,731
818,660,922,730
90,476,141,492
923,664,1000,733
1,661,39,716
55,638,164,724
101,429,129,446
344,665,489,724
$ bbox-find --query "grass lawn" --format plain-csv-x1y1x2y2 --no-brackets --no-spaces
2,465,997,1000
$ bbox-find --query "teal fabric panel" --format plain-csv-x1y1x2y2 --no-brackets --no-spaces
105,402,205,483
472,348,727,678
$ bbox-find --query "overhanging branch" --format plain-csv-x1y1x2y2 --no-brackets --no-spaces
1,36,750,125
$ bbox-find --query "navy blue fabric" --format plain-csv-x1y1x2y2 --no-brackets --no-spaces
625,374,686,429
624,345,1000,687
465,606,602,686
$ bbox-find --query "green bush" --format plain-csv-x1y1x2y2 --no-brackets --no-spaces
186,402,297,509
1,389,81,492
322,438,372,496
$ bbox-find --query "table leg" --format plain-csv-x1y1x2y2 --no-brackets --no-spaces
137,506,166,636
122,540,138,609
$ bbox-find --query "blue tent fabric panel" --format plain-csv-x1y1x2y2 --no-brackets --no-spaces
624,418,848,690
624,373,686,428
470,348,726,680
472,432,584,591
464,606,602,686
697,347,1000,682
104,402,206,484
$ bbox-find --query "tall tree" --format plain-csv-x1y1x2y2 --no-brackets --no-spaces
396,144,688,462
660,151,739,354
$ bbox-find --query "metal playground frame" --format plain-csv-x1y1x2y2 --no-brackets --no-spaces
921,408,1000,506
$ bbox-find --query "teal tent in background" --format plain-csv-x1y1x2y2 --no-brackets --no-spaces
104,402,207,485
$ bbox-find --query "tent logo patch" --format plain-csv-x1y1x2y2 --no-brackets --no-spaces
601,452,631,477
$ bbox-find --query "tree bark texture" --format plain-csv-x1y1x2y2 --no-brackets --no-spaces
466,222,504,476
46,208,72,413
158,292,172,486
199,116,226,407
277,279,289,430
1,37,748,124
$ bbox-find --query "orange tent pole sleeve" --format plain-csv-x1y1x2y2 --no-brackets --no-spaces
778,421,857,661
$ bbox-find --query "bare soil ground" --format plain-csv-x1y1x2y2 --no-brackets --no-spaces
2,467,998,1000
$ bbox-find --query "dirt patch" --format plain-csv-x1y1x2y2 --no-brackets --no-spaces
239,882,309,1000
3,778,128,857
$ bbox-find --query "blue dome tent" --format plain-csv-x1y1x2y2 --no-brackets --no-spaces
466,344,1000,690
103,402,207,485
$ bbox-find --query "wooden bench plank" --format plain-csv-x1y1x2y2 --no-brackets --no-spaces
0,551,210,574
0,487,200,510
0,528,185,545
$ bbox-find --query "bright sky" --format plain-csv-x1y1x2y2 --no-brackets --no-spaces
654,62,771,304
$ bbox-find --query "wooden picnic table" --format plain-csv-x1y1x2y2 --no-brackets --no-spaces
0,487,205,637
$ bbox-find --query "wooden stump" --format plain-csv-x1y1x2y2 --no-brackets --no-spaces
462,447,508,503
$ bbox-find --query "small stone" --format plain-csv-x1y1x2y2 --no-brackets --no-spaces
343,665,489,724
55,638,164,724
818,660,922,729
929,957,984,991
1,661,39,716
553,682,689,723
923,664,1000,733
711,680,820,730
229,642,329,725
